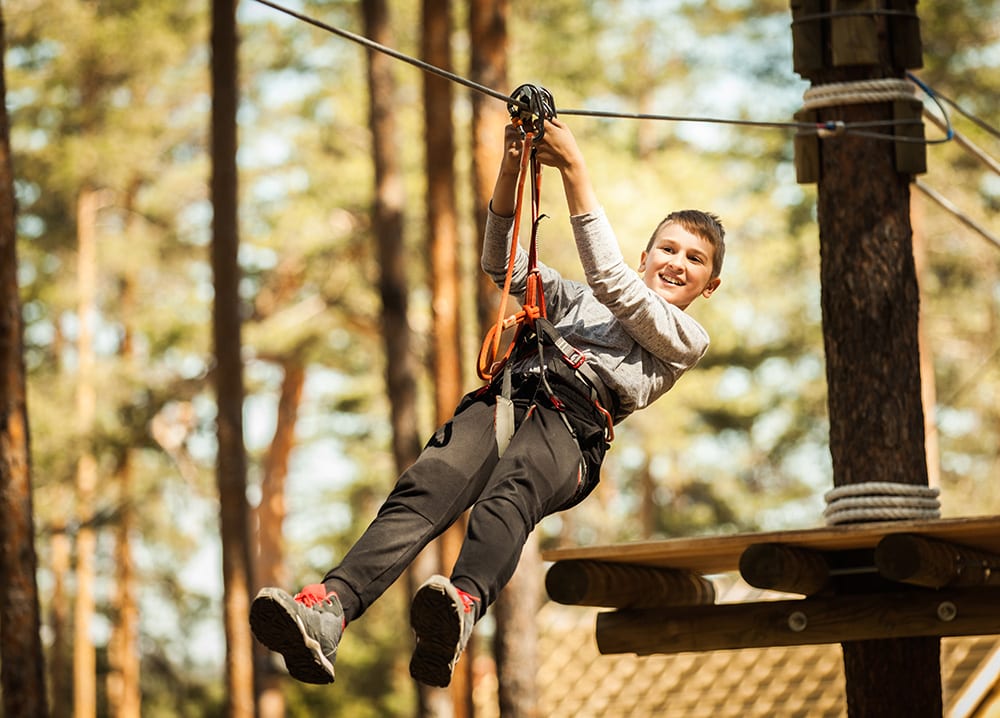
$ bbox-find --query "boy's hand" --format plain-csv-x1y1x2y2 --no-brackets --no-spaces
533,118,584,173
499,123,524,177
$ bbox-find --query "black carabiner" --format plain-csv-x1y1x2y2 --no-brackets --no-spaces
507,83,556,139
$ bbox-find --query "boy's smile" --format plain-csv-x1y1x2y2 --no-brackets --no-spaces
639,223,721,310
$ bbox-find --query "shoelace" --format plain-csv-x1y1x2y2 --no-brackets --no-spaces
455,587,480,614
294,583,337,608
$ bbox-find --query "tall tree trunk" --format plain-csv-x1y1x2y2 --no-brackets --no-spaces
50,528,72,718
108,255,141,718
107,453,140,718
255,359,305,718
0,4,49,710
422,3,471,716
802,3,940,714
469,0,510,334
211,1,255,715
468,4,541,717
361,1,429,715
910,194,940,488
73,186,100,718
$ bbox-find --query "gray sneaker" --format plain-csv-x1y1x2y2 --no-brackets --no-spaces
250,584,344,684
409,575,479,687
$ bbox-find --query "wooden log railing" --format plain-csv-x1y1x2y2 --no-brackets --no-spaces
545,559,715,609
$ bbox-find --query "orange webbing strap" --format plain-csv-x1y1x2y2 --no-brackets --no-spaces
477,130,547,382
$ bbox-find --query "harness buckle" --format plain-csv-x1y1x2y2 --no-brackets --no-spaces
562,349,586,369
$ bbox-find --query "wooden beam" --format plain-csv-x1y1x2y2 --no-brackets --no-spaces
595,587,1000,655
739,543,830,595
545,560,714,609
875,534,1000,589
541,516,1000,576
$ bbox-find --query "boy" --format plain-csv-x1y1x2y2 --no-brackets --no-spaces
249,117,724,688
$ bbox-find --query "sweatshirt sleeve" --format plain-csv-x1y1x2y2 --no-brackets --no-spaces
482,204,530,294
570,208,710,370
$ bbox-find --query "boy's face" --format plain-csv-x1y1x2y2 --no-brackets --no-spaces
639,222,721,310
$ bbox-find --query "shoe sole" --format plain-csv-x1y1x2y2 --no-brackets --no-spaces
250,591,335,685
409,582,462,687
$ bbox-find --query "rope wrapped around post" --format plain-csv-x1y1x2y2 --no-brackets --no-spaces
823,481,941,526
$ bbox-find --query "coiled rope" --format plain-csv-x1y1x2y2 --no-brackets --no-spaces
823,482,941,525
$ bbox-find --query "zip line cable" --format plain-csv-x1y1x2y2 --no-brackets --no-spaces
250,0,957,145
250,0,516,107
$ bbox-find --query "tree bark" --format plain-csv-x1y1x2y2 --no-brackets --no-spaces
255,359,304,718
805,3,940,714
361,0,429,714
211,1,256,715
422,3,473,716
73,186,99,718
468,5,543,716
0,4,49,711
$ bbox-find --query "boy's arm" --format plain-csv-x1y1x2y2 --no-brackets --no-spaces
536,118,708,368
482,123,529,290
533,118,598,216
489,123,525,217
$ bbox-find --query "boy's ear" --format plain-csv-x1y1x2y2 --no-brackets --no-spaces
638,250,647,271
701,277,721,298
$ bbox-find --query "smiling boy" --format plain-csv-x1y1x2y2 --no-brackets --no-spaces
249,117,725,690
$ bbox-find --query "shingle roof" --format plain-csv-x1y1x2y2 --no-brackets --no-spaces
472,576,1000,717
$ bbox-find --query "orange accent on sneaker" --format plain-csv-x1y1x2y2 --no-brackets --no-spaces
455,588,480,613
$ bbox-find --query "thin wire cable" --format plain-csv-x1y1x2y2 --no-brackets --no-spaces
250,0,953,146
791,8,919,25
909,74,1000,140
915,181,1000,251
250,0,522,109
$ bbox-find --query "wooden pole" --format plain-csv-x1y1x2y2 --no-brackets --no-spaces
790,1,939,715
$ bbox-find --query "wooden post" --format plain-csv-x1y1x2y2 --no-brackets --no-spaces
789,1,936,716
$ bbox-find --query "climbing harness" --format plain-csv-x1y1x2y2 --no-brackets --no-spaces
477,84,615,455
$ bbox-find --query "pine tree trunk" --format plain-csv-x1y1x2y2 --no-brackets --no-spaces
108,453,141,718
467,5,543,715
108,265,141,718
255,360,304,718
807,7,941,713
73,186,100,718
361,0,428,714
421,3,474,715
469,0,511,333
211,1,256,715
0,7,49,710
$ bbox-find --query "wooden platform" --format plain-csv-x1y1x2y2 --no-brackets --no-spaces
542,515,1000,575
542,515,1000,656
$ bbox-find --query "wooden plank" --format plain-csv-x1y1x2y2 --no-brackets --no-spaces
894,98,927,175
595,587,1000,655
831,0,880,67
888,0,923,70
790,0,824,77
542,515,1000,576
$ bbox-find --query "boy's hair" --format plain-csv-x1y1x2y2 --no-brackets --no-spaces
645,210,726,280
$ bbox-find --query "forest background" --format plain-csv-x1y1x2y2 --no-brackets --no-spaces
2,0,998,716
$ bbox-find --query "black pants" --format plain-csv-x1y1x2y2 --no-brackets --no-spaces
323,375,606,623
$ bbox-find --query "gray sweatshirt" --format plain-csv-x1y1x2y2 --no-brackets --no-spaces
482,206,709,423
